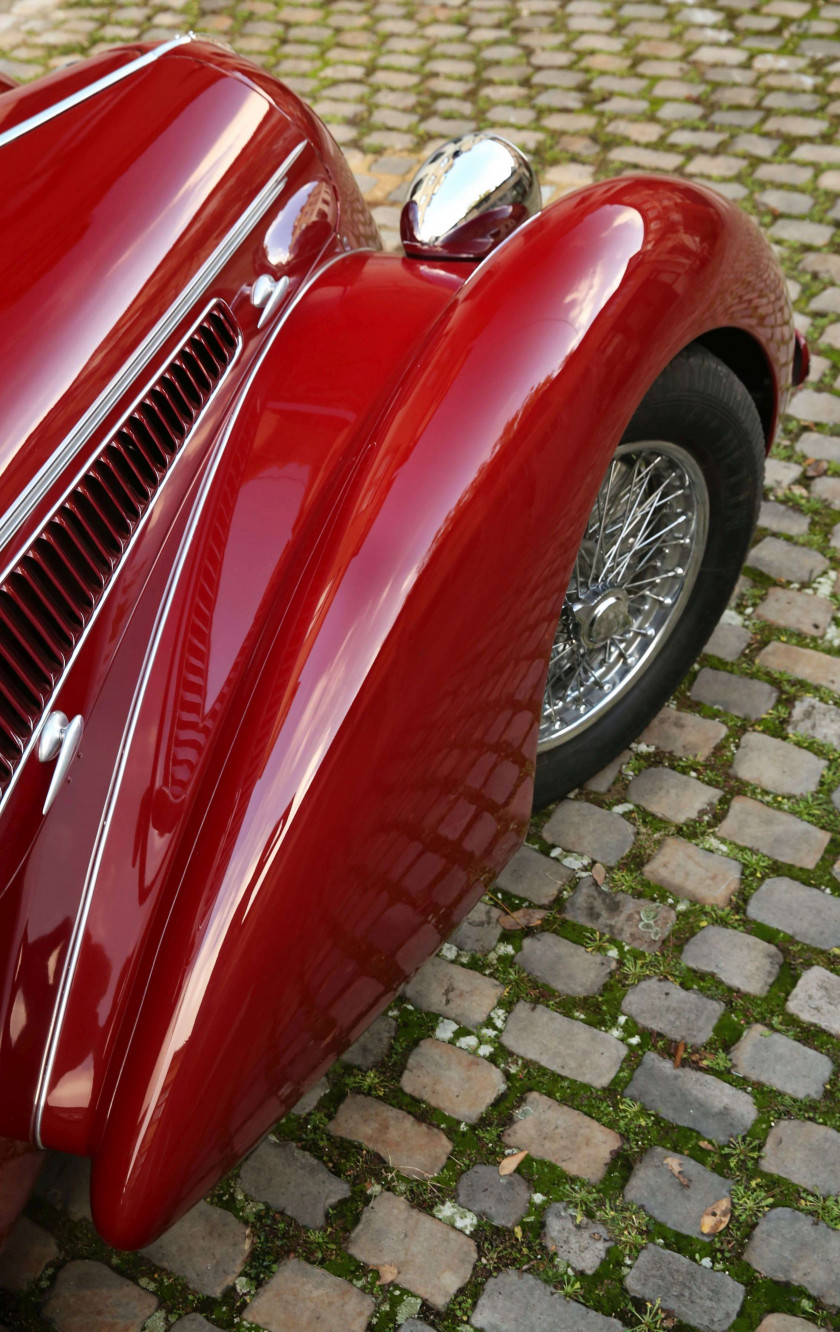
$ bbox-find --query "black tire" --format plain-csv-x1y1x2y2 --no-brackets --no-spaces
533,343,765,811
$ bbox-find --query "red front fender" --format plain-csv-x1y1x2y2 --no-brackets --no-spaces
41,175,792,1247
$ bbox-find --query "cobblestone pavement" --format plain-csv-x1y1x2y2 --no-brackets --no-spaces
3,1,840,1330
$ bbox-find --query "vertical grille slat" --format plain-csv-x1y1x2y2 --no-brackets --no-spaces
24,549,89,630
38,530,100,605
0,592,64,677
71,484,128,558
0,301,239,797
8,570,75,655
89,461,142,529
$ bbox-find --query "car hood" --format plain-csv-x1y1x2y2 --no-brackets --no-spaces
0,40,303,552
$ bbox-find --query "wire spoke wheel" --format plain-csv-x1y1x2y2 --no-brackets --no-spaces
538,440,709,751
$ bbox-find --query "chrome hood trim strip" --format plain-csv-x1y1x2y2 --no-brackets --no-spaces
0,35,194,150
0,140,306,568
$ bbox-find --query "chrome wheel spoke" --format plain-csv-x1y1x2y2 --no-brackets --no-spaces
539,440,709,751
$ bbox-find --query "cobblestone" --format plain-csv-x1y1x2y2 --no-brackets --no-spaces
247,1258,375,1332
745,1208,840,1305
747,875,840,947
494,843,572,906
717,795,830,869
517,931,617,995
401,1038,506,1121
704,621,751,661
341,1013,396,1068
141,1200,252,1296
403,956,504,1029
761,1118,840,1195
644,837,741,906
754,587,835,636
239,1140,350,1230
565,875,676,951
450,901,502,954
292,1075,328,1116
456,1165,531,1228
0,1218,57,1290
764,458,803,492
731,731,826,796
731,1023,832,1098
682,924,783,995
789,695,840,748
639,707,727,758
621,978,724,1044
758,500,810,536
543,1205,613,1273
624,1146,731,1240
503,1092,623,1181
473,1270,624,1332
748,534,828,583
329,1094,451,1178
786,965,840,1036
690,667,778,720
348,1192,477,1310
756,640,840,693
585,747,632,793
797,430,840,462
626,1245,744,1332
626,1051,757,1141
756,1320,819,1332
543,798,635,865
627,766,721,822
501,1001,625,1086
42,1261,157,1332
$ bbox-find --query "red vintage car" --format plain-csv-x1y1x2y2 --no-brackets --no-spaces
0,36,803,1251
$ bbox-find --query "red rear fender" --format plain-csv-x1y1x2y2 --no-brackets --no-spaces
40,176,792,1247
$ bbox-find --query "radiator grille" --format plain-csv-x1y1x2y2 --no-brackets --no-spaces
0,302,239,797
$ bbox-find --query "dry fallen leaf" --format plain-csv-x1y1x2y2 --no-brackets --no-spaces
700,1196,731,1235
698,1140,715,1151
498,908,547,931
663,1155,691,1189
592,862,606,886
674,1040,686,1069
499,1149,528,1176
805,458,828,478
377,1263,398,1284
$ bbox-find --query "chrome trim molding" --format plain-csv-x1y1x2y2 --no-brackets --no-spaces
0,139,306,565
31,247,365,1150
0,35,193,151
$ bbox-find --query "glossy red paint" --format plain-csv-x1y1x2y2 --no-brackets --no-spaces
0,41,377,1141
0,43,796,1252
0,39,377,547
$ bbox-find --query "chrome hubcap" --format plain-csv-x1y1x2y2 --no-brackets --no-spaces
573,586,633,648
538,440,709,751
